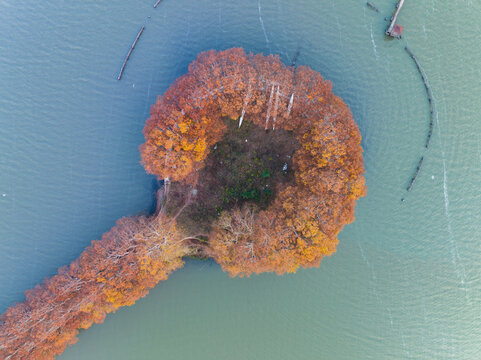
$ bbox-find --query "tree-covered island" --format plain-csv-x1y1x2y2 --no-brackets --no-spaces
0,48,365,359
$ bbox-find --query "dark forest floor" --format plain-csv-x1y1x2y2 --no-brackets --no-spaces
167,117,300,235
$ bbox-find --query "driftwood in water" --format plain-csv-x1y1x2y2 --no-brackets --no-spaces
117,26,145,80
290,47,301,67
366,2,380,13
386,0,405,37
406,156,424,192
405,46,434,148
401,47,435,201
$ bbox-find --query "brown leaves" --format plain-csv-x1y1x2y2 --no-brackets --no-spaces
0,48,366,359
149,49,366,277
0,213,188,360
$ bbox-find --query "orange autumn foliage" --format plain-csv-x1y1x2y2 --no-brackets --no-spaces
142,48,366,277
0,48,365,359
0,211,189,360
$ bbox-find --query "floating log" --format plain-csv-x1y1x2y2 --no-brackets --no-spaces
405,46,434,148
366,2,380,13
290,47,301,67
426,121,433,148
401,47,435,201
406,156,424,192
117,26,145,80
386,0,405,38
153,0,162,8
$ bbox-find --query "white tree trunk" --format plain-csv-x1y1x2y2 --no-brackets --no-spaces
286,92,294,117
239,84,252,128
265,84,275,130
272,86,281,130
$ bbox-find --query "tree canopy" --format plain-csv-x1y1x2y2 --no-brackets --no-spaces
141,48,366,276
0,48,365,359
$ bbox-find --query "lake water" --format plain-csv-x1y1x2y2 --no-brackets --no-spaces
1,0,481,359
